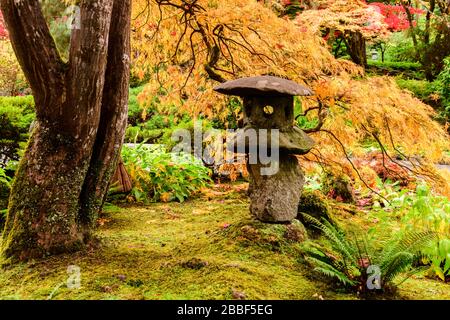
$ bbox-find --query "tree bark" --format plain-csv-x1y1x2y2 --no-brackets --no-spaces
78,0,131,233
344,31,367,68
0,0,131,260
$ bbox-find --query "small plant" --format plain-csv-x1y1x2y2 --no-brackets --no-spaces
368,183,450,281
434,56,450,124
401,184,449,233
0,167,11,224
422,239,450,281
0,95,35,166
300,213,436,293
400,184,450,281
122,144,212,203
0,167,11,189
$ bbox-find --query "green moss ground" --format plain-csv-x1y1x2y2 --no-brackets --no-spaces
0,185,448,300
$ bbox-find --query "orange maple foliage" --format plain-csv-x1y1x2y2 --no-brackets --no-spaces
130,0,449,195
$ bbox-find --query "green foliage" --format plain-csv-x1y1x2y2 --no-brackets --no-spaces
210,97,242,130
369,182,450,281
367,59,424,79
124,86,167,143
300,213,436,293
0,167,11,189
434,57,450,122
400,184,449,234
160,119,214,152
127,86,146,126
41,0,71,61
125,86,194,144
125,126,165,144
435,57,450,104
121,144,212,203
394,57,449,125
423,239,450,281
383,32,417,63
0,166,11,224
395,78,436,101
368,60,421,71
400,185,450,281
0,96,35,166
294,97,320,131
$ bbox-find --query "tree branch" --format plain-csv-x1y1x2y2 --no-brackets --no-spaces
0,0,65,117
79,0,132,229
65,0,115,136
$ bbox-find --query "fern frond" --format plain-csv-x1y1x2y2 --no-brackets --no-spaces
301,213,357,264
381,251,415,283
381,230,437,264
305,256,357,286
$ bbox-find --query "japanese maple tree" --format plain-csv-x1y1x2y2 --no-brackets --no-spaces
369,2,424,31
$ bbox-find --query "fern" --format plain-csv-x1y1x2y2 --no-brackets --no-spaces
306,256,357,286
300,213,357,264
300,213,438,293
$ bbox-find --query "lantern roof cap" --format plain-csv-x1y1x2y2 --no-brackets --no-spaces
214,76,313,97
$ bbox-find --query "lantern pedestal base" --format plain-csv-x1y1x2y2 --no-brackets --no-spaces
247,154,305,223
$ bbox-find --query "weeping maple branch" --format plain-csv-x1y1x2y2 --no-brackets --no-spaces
146,0,281,85
319,129,391,203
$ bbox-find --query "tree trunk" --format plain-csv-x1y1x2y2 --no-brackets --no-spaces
344,31,367,68
78,0,131,234
0,0,131,260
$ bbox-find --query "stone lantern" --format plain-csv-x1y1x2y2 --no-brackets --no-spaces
214,76,315,223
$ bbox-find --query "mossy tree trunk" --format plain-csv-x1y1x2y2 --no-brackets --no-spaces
78,0,131,234
0,0,131,260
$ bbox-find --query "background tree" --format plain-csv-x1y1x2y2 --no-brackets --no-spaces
368,2,423,62
0,0,131,260
282,0,391,67
0,10,24,96
401,0,450,80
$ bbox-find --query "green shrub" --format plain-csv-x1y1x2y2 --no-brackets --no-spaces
128,86,146,126
160,119,214,152
0,95,35,166
369,183,450,281
367,60,424,79
126,85,194,143
399,184,450,281
434,57,450,123
368,60,421,71
121,144,212,203
423,239,450,281
0,166,11,226
383,32,417,63
125,126,165,144
395,78,436,102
